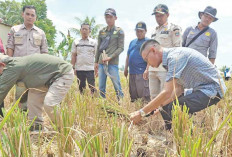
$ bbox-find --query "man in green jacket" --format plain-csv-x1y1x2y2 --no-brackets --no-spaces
0,54,74,131
94,8,124,99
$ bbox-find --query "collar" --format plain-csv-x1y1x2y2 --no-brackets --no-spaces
156,22,168,30
21,23,36,30
81,37,89,41
106,25,116,32
137,37,146,41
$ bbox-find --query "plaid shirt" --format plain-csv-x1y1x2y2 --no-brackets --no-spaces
162,47,226,98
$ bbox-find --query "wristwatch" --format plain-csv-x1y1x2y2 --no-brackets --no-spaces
139,109,146,117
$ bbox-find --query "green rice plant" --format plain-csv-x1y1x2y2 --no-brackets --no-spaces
0,97,34,157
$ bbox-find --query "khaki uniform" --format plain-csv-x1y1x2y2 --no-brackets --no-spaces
6,23,48,109
7,23,48,56
149,22,181,99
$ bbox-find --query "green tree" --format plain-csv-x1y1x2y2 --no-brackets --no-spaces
52,31,74,61
70,16,104,39
0,0,22,25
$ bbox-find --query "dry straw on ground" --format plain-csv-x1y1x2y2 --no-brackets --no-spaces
0,76,231,157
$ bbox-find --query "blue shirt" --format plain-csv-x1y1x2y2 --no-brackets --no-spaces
182,24,218,59
127,38,148,74
162,47,226,98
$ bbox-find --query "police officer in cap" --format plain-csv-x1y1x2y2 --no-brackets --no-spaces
147,4,182,100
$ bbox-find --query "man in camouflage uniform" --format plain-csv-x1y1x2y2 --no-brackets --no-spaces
6,5,48,110
95,8,124,99
147,4,182,99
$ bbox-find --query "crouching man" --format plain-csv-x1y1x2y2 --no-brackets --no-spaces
0,53,74,131
130,39,226,130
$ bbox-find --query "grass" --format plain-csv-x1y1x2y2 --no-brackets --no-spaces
0,74,231,156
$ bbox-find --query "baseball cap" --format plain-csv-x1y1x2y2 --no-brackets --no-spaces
135,21,147,31
105,8,116,16
152,4,169,15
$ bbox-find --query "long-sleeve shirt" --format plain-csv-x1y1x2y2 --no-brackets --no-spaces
0,54,72,105
182,24,218,59
95,26,124,65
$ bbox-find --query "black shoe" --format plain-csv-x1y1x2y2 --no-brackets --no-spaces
29,123,44,132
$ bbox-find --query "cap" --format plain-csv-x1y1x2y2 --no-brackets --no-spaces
152,4,169,15
198,6,218,22
105,8,116,16
135,21,147,31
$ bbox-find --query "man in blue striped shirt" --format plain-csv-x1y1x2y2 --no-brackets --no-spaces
130,39,226,130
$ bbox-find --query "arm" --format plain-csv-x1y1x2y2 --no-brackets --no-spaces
0,69,19,105
70,41,77,68
6,29,15,56
172,25,182,47
124,55,129,78
40,32,48,54
143,64,149,80
208,31,218,65
130,78,183,124
95,32,101,64
182,27,190,47
6,48,14,57
209,59,215,64
71,53,77,68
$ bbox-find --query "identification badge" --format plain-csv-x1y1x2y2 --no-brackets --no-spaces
161,31,169,34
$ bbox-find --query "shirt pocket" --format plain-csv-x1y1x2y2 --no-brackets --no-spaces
200,35,210,47
14,34,23,45
33,33,42,46
158,34,171,47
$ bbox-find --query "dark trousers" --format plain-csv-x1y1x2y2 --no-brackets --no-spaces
76,70,95,94
160,90,221,130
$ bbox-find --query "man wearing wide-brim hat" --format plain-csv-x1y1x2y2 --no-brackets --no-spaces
182,6,218,64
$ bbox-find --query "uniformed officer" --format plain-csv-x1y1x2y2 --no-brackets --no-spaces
95,8,124,99
6,5,48,110
71,23,97,94
147,4,182,99
182,6,218,64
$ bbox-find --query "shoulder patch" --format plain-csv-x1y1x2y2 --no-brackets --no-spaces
170,23,181,32
119,30,124,34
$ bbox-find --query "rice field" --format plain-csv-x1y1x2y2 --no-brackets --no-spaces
0,73,231,157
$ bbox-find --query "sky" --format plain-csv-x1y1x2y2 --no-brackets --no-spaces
17,0,232,68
